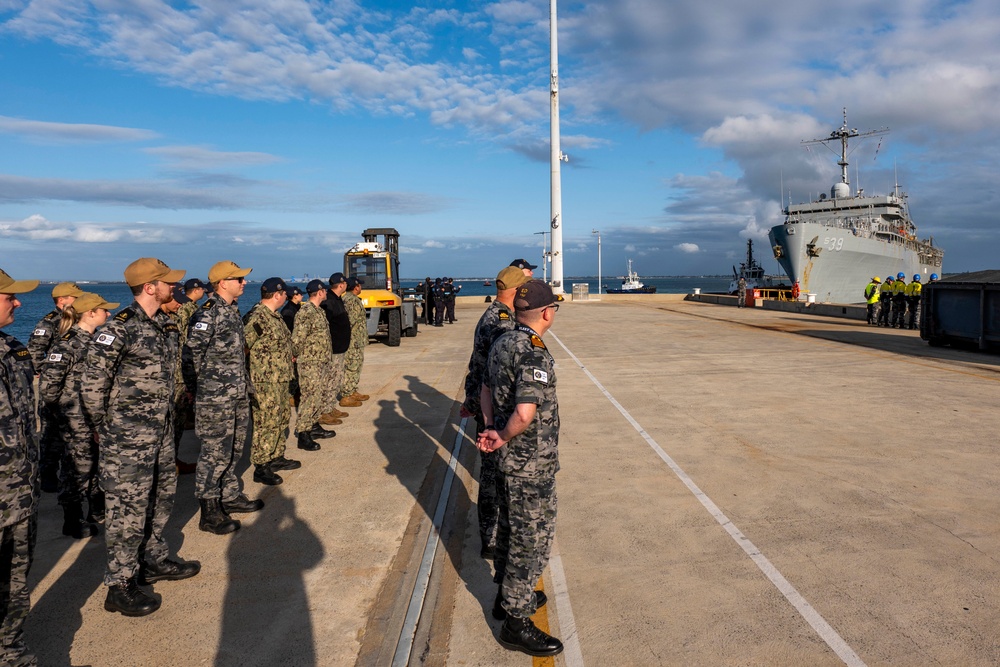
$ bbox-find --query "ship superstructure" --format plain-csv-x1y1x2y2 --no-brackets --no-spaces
768,110,943,303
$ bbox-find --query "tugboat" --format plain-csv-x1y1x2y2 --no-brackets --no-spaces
606,260,656,294
482,279,492,287
729,239,785,294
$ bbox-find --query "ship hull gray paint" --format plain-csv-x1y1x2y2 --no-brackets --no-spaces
769,222,940,303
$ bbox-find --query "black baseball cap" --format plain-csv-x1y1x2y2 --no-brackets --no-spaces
346,276,364,289
285,285,303,298
262,277,287,293
509,258,538,270
172,285,191,304
184,278,206,291
514,280,557,311
307,279,326,294
329,272,347,286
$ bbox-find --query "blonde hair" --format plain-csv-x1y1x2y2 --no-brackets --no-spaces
58,308,81,337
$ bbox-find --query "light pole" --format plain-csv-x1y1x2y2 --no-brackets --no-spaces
592,229,601,295
534,231,550,283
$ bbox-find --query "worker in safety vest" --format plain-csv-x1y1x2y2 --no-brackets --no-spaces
905,274,922,330
864,277,881,325
878,276,893,326
891,272,908,328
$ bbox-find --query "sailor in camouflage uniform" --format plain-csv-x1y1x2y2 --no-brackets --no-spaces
0,267,40,666
80,258,200,618
28,282,85,493
184,261,262,535
461,266,530,559
291,280,336,451
38,292,119,539
341,277,369,403
243,278,299,486
477,279,563,658
163,287,196,474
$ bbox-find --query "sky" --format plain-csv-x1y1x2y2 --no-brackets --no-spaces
1,0,998,284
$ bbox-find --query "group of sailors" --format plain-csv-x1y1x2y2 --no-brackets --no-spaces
0,259,371,665
864,272,940,329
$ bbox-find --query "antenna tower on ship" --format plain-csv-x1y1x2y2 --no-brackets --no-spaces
802,108,888,194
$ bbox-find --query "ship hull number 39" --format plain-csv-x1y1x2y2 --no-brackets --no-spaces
823,237,844,251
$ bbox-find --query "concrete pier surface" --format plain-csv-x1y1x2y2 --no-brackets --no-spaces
24,297,1000,666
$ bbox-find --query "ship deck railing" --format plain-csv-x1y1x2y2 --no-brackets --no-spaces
752,288,796,301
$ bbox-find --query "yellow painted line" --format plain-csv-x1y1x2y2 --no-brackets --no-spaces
530,579,555,667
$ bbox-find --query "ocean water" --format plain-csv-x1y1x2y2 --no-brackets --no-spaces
5,276,731,344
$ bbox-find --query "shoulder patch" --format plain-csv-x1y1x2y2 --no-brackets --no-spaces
13,347,31,361
193,321,210,331
164,322,179,333
530,334,546,349
532,368,549,384
114,308,135,323
253,323,263,337
61,329,77,340
46,352,63,362
32,328,47,337
202,299,216,310
498,312,510,320
95,332,117,346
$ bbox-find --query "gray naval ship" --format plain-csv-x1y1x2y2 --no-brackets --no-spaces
768,110,944,304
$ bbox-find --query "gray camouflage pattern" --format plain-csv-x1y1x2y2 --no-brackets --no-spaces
483,323,560,619
184,298,250,501
26,310,60,368
79,303,179,587
0,516,37,666
38,327,97,506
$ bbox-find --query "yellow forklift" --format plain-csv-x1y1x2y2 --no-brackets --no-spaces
343,228,419,346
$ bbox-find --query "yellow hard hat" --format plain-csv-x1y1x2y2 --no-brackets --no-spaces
873,276,881,282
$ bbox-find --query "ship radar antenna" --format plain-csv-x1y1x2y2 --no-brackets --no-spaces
802,108,888,190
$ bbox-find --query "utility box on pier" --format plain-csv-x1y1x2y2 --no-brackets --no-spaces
573,283,590,301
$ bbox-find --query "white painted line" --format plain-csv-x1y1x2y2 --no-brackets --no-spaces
550,333,867,667
392,417,468,667
548,538,585,666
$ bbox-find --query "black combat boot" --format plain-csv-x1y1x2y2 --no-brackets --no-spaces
269,456,301,471
492,589,547,620
62,502,99,539
104,578,161,617
253,463,283,486
310,423,334,440
497,615,563,657
140,558,201,584
297,430,320,451
198,498,240,534
222,493,265,513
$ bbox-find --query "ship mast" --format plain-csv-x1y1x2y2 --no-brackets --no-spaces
802,108,887,190
548,0,566,293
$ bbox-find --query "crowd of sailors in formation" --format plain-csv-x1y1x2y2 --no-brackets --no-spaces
864,272,940,329
0,259,372,665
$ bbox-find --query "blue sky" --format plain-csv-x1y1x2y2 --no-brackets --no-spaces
1,0,998,282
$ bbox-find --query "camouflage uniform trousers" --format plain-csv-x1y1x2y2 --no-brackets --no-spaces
330,353,345,403
0,515,37,667
866,302,879,325
891,297,907,327
100,426,177,586
473,414,500,549
878,296,892,326
341,343,364,397
194,395,249,501
54,410,97,507
251,381,291,466
172,382,193,449
295,361,334,433
906,298,921,330
38,404,64,484
492,474,557,619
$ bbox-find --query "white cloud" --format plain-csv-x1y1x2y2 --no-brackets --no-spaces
145,145,284,169
675,243,700,254
0,115,158,143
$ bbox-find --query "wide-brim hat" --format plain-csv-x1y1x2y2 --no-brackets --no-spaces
0,268,39,294
208,261,252,284
124,258,186,287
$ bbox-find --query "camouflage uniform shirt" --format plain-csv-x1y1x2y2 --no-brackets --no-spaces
244,303,294,384
343,291,368,348
464,300,515,417
183,298,250,399
176,300,198,340
27,309,62,368
292,302,333,364
37,327,91,427
80,304,179,434
485,324,559,479
0,333,37,528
